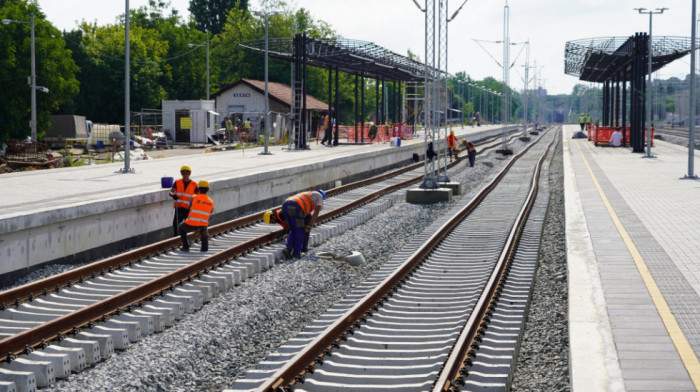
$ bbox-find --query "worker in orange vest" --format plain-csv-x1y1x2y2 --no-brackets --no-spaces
264,189,326,259
447,130,458,162
179,180,213,252
169,165,198,237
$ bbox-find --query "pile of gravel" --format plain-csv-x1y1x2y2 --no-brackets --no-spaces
42,137,537,391
511,135,570,391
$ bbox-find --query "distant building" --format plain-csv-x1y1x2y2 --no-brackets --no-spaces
161,100,217,143
212,79,328,140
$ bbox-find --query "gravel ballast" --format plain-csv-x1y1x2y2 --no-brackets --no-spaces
511,133,570,391
29,133,559,392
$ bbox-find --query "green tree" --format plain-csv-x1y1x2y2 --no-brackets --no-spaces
189,0,248,35
65,21,169,124
0,0,78,142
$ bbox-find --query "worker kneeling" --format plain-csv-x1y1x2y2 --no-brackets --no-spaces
264,189,325,259
179,180,214,252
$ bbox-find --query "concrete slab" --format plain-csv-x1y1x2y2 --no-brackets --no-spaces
438,181,462,196
405,188,452,204
564,124,700,391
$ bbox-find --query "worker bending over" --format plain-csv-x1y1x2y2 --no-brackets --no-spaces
169,165,198,237
264,189,326,259
179,180,213,252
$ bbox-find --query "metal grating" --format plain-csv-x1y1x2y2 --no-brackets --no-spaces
239,37,434,81
564,35,696,82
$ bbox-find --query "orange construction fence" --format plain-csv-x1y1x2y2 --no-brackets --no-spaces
315,124,414,144
587,125,654,147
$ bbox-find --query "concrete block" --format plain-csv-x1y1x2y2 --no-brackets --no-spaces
198,274,228,292
162,294,195,314
1,358,54,387
184,282,214,302
76,332,113,359
0,381,15,392
60,338,100,366
406,188,452,204
203,271,233,291
130,310,165,332
438,181,462,196
42,345,85,372
150,300,185,320
142,306,175,327
113,314,154,335
0,368,33,392
102,319,142,342
91,326,130,350
24,352,70,379
237,257,261,275
173,288,204,309
218,265,245,284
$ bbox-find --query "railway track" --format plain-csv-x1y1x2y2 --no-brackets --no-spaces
228,126,557,392
0,128,522,390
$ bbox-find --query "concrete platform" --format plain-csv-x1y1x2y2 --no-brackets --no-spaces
564,125,700,391
0,125,510,284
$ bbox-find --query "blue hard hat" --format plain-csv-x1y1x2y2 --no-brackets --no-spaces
317,189,326,200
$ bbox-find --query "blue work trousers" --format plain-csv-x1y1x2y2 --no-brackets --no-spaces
281,201,311,256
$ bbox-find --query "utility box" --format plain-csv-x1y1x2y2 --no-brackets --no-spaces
46,115,89,146
162,100,218,143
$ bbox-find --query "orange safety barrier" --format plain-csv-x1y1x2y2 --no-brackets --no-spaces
316,124,414,144
588,125,654,147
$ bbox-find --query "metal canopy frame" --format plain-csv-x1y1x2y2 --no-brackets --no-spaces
565,35,695,153
239,36,430,82
565,35,694,82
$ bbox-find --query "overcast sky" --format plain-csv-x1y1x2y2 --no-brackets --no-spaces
37,0,693,95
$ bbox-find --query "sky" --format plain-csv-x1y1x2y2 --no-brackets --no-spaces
36,0,694,95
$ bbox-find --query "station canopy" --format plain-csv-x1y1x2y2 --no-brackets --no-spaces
565,36,695,82
239,36,431,82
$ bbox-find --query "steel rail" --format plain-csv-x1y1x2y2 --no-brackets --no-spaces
254,129,549,392
432,129,555,392
0,128,520,361
0,129,516,308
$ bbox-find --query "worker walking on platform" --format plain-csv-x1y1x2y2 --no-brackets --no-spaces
579,113,586,132
179,180,214,252
169,165,198,237
447,131,458,162
585,114,592,130
264,190,326,259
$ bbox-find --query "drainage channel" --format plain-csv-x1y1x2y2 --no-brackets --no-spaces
227,127,556,392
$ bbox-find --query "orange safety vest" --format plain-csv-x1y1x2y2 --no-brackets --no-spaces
286,191,316,216
447,134,457,149
275,209,287,228
173,179,197,209
185,194,214,227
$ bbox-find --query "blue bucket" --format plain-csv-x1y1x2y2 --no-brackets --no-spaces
96,140,104,149
161,177,174,188
396,137,401,147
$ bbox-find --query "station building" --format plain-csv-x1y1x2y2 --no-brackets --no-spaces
212,78,328,140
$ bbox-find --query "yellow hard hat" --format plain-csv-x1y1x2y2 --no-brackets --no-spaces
450,131,454,135
462,139,467,144
198,180,209,188
263,210,273,224
180,165,192,172
581,113,584,116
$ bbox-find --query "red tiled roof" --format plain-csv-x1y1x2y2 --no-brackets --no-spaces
211,79,328,111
